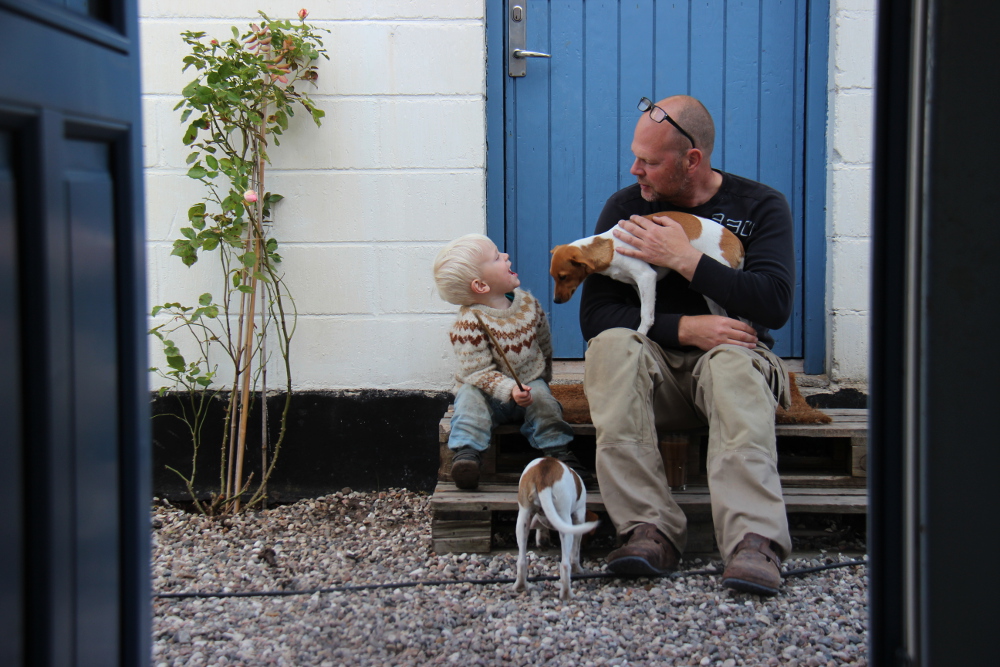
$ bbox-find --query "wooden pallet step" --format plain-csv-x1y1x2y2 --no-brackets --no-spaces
433,383,867,553
438,407,869,487
431,483,867,514
549,359,809,383
430,482,867,554
439,407,867,440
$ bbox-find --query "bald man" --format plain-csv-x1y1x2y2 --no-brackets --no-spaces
580,95,795,595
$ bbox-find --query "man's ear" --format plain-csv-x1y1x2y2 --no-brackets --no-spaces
685,147,704,171
471,279,490,295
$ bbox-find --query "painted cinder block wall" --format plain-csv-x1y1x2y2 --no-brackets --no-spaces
828,0,875,387
142,0,874,394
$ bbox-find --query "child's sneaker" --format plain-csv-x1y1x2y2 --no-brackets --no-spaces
450,446,482,489
546,446,594,485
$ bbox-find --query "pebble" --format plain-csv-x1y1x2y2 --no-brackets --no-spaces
152,489,869,666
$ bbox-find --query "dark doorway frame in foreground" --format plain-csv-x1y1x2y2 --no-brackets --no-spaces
870,0,1000,664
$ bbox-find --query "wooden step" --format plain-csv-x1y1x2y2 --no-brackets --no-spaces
438,408,866,439
438,407,868,488
432,483,867,514
433,401,868,554
550,358,808,383
430,482,867,554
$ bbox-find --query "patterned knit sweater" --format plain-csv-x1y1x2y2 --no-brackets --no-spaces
449,289,553,403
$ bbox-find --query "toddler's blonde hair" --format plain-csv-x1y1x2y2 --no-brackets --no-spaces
433,234,493,305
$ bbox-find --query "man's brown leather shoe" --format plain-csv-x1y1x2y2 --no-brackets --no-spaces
605,524,680,576
722,532,782,596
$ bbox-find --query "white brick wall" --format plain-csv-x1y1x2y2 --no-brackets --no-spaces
141,1,486,391
142,0,874,392
827,0,876,386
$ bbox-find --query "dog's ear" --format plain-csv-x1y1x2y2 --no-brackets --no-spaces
570,256,597,272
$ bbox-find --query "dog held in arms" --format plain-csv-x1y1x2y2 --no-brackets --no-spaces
549,211,745,335
514,457,600,601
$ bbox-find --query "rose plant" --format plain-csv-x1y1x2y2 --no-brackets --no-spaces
149,10,327,513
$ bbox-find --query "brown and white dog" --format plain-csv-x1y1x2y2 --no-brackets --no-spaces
549,211,745,335
514,457,599,601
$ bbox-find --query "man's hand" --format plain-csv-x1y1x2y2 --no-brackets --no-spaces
512,384,533,407
679,315,758,351
613,214,703,280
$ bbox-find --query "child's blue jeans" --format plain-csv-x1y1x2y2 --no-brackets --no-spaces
448,378,574,453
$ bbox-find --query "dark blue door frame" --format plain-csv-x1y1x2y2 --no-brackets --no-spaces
1,1,149,665
486,1,829,374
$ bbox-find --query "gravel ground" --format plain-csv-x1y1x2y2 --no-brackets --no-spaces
152,489,868,666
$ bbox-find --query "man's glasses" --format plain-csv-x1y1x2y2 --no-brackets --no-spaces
638,97,696,149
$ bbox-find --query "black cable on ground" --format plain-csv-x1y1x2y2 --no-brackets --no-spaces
154,559,866,600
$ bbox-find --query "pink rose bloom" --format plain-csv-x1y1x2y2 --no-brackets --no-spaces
298,9,308,20
243,190,258,203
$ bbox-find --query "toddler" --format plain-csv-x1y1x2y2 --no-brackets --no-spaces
433,234,588,489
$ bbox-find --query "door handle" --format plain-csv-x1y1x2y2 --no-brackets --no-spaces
513,49,551,59
508,2,550,77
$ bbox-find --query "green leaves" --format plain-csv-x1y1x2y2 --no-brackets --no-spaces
262,192,282,218
274,109,289,130
166,14,326,274
162,19,325,361
186,164,208,180
170,239,199,266
166,350,187,372
188,202,207,229
191,303,219,322
182,121,201,146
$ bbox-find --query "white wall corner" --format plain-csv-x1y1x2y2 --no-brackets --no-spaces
823,0,875,386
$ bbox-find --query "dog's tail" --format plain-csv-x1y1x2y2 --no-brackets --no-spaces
537,487,599,535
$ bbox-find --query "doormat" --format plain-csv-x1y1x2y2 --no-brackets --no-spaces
550,383,592,424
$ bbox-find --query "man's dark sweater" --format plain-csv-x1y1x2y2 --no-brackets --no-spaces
579,171,795,350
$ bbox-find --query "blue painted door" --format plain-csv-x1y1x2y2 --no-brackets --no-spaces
489,0,828,366
1,1,149,665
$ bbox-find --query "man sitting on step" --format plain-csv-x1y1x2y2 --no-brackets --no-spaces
579,95,794,595
433,234,589,491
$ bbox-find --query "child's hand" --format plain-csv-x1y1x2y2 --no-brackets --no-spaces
512,384,533,407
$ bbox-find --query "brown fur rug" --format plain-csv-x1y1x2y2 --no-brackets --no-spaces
552,371,831,425
775,371,832,424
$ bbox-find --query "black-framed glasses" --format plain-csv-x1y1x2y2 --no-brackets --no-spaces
638,97,696,149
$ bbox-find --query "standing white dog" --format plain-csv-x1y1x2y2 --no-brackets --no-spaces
514,457,599,600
